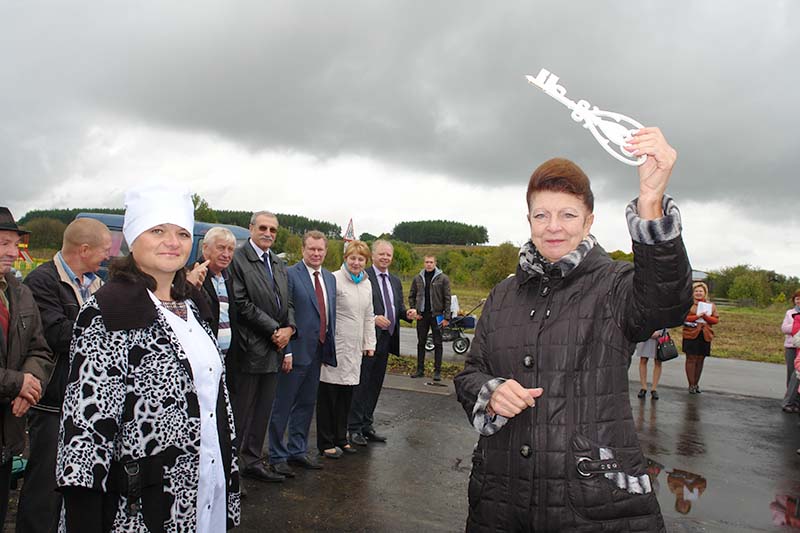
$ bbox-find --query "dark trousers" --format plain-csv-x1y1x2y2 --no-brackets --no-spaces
783,347,800,408
233,372,278,468
269,362,321,464
416,312,443,373
0,458,12,532
348,348,389,434
317,382,354,451
16,409,61,533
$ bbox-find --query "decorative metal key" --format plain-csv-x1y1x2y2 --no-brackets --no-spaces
525,68,646,166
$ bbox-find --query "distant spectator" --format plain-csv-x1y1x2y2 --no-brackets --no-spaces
682,282,718,394
408,255,451,381
0,207,54,529
780,289,800,413
18,217,111,533
635,328,668,401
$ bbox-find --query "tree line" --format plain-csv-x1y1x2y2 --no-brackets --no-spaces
18,206,799,303
392,220,488,245
707,265,800,307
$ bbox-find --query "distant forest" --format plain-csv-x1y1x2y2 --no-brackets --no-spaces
19,207,342,239
392,220,489,245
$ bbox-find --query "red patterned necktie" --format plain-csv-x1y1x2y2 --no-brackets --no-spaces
313,271,327,343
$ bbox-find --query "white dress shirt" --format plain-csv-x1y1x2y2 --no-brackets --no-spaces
148,291,226,533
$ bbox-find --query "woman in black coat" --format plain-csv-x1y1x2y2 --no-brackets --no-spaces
454,128,693,532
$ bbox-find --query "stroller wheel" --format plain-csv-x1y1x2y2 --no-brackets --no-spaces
425,336,435,352
453,337,470,354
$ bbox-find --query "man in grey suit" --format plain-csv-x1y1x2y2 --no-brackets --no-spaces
230,211,295,483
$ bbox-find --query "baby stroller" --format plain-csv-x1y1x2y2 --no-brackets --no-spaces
425,299,485,355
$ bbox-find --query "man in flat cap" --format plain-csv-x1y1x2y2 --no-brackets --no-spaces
0,207,53,529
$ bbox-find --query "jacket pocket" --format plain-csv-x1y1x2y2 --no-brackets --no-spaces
108,456,167,533
566,433,659,522
467,446,486,509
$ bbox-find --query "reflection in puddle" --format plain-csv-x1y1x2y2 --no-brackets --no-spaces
771,494,800,527
676,400,705,457
667,469,707,514
644,459,708,516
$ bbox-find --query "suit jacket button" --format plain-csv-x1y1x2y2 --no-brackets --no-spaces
523,355,534,368
520,445,532,458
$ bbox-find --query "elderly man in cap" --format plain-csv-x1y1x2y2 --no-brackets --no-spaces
17,217,110,533
0,207,53,529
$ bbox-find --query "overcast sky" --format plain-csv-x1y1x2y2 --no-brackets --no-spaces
2,1,798,276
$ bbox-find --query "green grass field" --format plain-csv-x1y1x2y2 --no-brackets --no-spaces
400,274,789,366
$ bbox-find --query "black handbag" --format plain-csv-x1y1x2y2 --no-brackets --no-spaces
656,332,679,362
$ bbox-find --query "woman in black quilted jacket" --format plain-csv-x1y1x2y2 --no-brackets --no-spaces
455,127,693,532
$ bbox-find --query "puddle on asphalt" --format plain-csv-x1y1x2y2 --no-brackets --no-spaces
632,388,800,530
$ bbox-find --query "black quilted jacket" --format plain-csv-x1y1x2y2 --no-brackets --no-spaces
454,237,692,532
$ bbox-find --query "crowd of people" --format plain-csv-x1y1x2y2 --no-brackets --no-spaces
0,126,795,531
0,186,452,531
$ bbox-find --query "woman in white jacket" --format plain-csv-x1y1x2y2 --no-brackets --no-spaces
317,240,376,458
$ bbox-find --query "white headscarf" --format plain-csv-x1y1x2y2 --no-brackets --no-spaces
123,183,194,247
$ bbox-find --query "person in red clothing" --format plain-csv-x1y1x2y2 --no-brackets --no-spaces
681,281,719,393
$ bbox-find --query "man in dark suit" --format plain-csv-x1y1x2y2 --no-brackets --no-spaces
348,240,411,445
230,211,295,483
268,230,335,476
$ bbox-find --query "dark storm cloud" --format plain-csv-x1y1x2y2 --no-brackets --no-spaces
1,1,798,216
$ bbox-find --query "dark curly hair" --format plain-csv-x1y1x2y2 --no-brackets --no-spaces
109,254,192,301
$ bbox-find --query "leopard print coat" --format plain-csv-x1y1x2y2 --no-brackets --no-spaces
57,279,240,532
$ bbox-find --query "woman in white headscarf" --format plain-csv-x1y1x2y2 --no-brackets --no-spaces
57,184,240,532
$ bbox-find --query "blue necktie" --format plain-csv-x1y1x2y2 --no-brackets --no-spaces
263,252,281,308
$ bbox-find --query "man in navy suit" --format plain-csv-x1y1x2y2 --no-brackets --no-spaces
269,230,336,476
348,240,412,445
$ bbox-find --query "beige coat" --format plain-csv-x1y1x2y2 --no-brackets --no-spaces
321,267,376,386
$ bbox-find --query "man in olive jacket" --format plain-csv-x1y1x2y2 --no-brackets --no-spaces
230,211,295,482
0,207,54,529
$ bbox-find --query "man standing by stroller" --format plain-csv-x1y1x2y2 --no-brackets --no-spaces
409,255,451,381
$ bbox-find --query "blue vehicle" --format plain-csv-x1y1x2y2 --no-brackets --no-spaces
75,213,250,279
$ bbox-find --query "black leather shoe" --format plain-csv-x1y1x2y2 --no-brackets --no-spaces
350,432,368,446
637,389,647,399
410,371,425,378
342,444,358,454
241,463,285,483
363,430,387,443
288,454,323,470
272,462,296,478
651,390,659,400
433,371,442,381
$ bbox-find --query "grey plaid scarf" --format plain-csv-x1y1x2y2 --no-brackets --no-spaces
518,235,597,278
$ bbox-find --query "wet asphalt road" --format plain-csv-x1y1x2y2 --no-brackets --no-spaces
239,377,800,532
